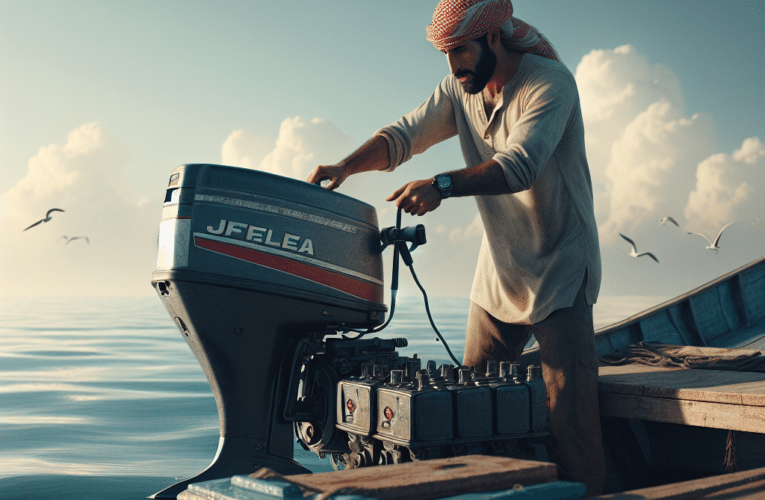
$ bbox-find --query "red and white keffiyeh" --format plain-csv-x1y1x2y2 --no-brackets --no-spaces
426,0,559,61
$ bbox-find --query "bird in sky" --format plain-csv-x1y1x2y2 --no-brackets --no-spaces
660,216,679,227
619,233,659,263
687,222,738,253
23,208,65,231
58,235,89,244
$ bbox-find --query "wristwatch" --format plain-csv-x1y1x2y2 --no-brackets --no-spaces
433,173,453,199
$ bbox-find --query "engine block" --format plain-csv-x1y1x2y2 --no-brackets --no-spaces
287,335,549,469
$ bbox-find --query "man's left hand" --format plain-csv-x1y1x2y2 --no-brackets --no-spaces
386,178,442,216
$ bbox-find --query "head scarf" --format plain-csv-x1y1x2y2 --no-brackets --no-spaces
426,0,559,61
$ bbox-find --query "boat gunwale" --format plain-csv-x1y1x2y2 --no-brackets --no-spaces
595,255,765,338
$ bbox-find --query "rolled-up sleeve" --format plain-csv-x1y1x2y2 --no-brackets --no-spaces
375,76,459,171
493,70,577,192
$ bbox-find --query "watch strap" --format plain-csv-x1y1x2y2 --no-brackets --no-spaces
433,174,452,199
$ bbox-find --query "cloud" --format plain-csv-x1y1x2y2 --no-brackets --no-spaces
684,137,765,231
575,45,717,240
220,129,273,170
575,45,686,181
0,123,159,298
2,123,127,222
221,117,357,181
448,213,484,242
599,101,714,237
574,45,764,299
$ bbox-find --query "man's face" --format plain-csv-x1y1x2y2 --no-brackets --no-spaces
446,37,497,94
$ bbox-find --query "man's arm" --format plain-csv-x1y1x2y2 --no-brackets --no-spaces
394,71,581,216
307,133,510,216
388,159,511,216
449,159,511,196
305,135,390,190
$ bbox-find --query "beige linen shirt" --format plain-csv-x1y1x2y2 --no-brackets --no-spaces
376,54,601,324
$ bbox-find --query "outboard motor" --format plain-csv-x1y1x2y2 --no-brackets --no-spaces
150,164,387,498
150,164,549,499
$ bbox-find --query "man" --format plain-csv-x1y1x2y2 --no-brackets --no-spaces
306,0,605,494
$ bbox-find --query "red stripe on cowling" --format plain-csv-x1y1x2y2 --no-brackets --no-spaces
195,237,382,303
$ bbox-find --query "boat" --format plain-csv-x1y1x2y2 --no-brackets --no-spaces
149,164,765,499
587,254,765,495
521,253,765,496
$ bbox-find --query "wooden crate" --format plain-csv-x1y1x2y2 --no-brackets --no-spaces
279,454,557,499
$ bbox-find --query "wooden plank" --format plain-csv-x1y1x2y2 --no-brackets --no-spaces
598,365,765,407
595,328,631,356
599,392,765,433
708,321,765,349
712,280,748,341
640,311,685,346
277,455,557,500
691,288,734,343
741,262,765,323
666,303,704,346
595,466,765,499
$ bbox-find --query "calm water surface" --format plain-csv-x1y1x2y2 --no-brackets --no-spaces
0,294,661,499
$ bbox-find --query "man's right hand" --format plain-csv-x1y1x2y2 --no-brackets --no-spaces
306,164,348,190
306,135,391,190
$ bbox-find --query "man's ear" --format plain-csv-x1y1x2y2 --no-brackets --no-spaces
487,27,502,48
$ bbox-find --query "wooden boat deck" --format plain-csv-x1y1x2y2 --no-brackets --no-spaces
587,257,765,495
595,465,765,499
598,364,765,433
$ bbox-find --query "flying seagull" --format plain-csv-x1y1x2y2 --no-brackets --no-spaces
660,216,679,227
619,233,659,263
58,235,90,244
687,222,738,253
23,208,65,231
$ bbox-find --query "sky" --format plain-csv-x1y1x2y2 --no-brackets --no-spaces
1,1,764,308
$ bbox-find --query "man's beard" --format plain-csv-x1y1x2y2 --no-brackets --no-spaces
455,44,497,94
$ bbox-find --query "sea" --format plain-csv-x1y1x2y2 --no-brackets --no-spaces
0,294,664,500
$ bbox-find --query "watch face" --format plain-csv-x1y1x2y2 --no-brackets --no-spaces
437,175,452,189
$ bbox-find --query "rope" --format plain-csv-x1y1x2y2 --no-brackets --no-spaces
724,429,738,472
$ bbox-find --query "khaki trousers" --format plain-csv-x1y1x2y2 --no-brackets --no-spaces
464,276,605,496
